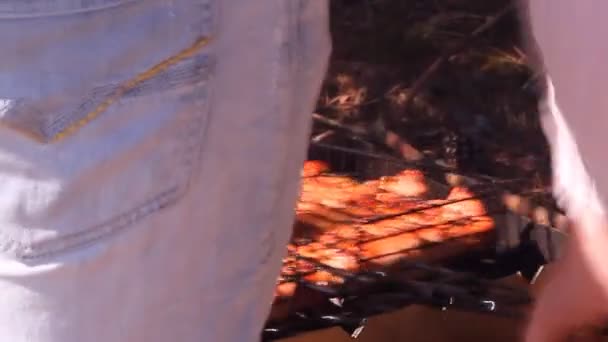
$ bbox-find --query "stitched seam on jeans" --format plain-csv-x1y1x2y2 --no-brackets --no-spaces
11,1,216,260
0,0,139,19
47,36,212,143
172,0,216,195
19,186,181,260
19,74,213,260
256,1,300,268
33,4,214,144
44,55,212,140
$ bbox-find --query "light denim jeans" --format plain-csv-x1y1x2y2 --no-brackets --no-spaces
0,1,330,341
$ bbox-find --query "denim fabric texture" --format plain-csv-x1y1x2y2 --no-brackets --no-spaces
0,1,331,341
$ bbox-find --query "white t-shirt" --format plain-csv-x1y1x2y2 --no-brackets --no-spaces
528,1,608,226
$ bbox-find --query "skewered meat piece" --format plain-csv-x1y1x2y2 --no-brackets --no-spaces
300,176,361,208
275,262,298,299
274,247,299,300
338,199,378,217
274,240,360,295
300,175,358,197
295,241,324,258
295,202,353,232
274,281,297,299
440,187,494,231
375,191,410,203
356,187,494,267
326,181,384,213
294,212,362,243
301,160,330,177
341,195,422,218
273,244,319,301
273,161,497,319
359,217,494,267
301,175,357,188
302,246,359,283
378,169,428,198
296,242,359,270
359,215,436,238
354,202,446,237
317,225,360,245
338,193,411,217
359,220,408,239
443,186,487,217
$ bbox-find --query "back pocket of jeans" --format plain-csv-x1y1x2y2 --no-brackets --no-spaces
0,0,215,261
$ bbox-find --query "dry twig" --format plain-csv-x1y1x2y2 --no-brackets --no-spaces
400,3,516,116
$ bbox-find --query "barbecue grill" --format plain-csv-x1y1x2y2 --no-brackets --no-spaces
262,139,566,341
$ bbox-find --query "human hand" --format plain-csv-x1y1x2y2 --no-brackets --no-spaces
525,220,608,341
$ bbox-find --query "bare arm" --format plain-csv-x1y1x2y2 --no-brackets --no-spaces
524,1,608,340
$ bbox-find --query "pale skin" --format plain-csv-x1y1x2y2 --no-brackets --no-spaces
526,218,608,341
517,1,608,339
